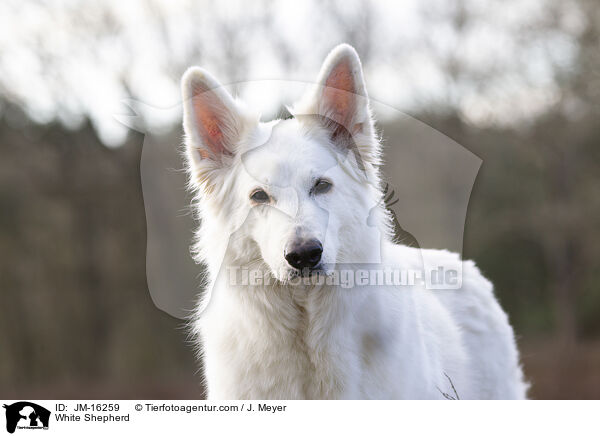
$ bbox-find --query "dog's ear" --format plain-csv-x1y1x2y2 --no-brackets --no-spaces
181,67,245,164
294,44,376,161
315,44,370,135
181,67,257,190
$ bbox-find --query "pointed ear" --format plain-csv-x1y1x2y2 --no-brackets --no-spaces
181,67,243,164
294,44,375,151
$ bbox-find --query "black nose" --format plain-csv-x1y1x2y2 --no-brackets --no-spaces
285,239,323,270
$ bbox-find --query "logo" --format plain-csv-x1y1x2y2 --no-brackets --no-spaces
3,402,50,434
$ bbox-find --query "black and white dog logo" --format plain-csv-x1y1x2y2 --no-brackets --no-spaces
3,402,50,434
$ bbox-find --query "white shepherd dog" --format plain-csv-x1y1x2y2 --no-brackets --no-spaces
180,44,528,399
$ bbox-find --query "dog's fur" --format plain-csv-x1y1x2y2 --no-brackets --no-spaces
181,44,528,399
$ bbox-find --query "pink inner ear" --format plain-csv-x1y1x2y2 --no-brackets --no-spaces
191,84,232,158
323,59,356,128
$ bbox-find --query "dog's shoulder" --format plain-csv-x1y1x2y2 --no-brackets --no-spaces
382,241,505,327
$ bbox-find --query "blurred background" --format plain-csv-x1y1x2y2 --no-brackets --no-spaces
1,0,599,399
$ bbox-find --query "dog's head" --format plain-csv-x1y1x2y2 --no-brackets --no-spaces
182,44,387,282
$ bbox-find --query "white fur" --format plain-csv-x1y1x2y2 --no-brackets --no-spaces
181,44,528,399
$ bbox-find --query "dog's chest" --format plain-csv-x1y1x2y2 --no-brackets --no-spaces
251,328,349,399
201,286,360,399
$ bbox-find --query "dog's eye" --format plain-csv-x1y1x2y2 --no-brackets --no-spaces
250,189,270,203
313,179,332,194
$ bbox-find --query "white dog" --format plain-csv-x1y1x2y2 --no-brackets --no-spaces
181,44,527,399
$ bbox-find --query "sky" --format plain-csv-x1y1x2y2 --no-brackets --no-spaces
0,0,584,146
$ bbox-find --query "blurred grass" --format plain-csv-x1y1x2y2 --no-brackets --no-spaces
521,340,600,399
